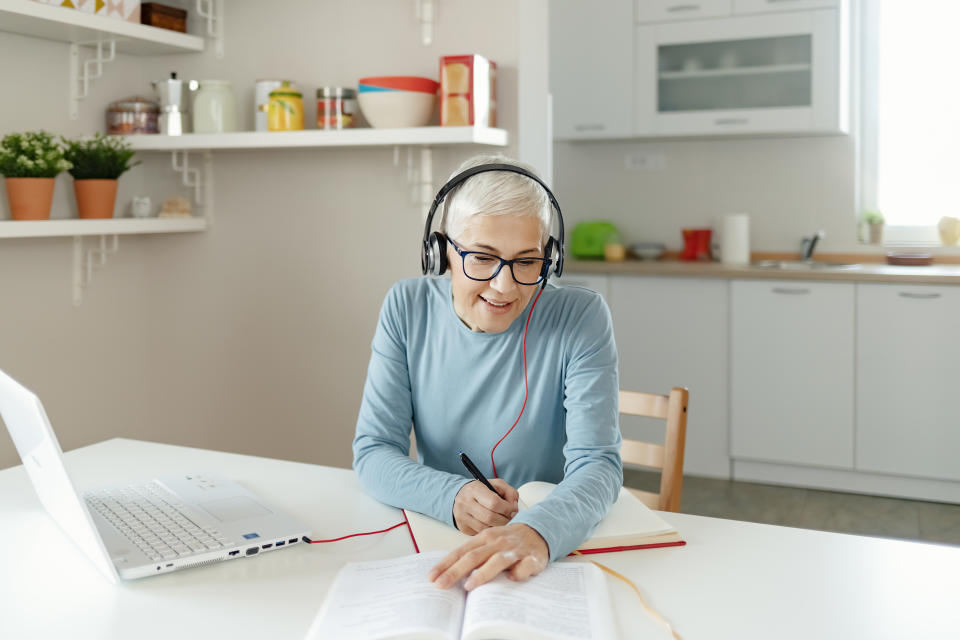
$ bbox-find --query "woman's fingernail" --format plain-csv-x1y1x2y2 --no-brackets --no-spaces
464,578,475,591
435,576,449,588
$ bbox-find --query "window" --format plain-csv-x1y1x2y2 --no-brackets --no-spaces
859,0,960,244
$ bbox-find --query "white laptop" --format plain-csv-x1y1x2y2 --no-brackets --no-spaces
0,368,311,582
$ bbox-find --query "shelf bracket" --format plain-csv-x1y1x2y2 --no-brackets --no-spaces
68,40,117,120
171,150,204,207
196,0,225,58
72,235,119,306
415,0,434,46
395,146,434,212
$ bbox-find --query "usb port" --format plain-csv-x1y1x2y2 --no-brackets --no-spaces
228,550,240,556
289,538,298,544
262,543,273,549
276,541,285,547
165,563,174,567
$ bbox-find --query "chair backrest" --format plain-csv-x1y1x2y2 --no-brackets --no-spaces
619,387,689,512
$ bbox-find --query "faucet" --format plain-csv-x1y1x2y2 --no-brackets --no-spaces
800,230,825,262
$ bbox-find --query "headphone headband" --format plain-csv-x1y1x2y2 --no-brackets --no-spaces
420,163,565,280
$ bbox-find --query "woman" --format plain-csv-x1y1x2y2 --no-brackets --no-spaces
353,154,621,591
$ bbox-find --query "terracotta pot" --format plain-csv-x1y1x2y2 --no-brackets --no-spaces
4,177,56,220
74,179,118,219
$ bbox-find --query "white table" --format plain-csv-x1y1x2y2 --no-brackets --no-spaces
1,439,958,640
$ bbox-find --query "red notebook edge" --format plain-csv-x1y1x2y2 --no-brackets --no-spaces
571,540,687,555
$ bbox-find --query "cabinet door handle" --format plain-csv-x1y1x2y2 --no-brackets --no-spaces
898,292,941,299
667,4,702,12
573,123,606,132
772,287,811,295
715,117,749,126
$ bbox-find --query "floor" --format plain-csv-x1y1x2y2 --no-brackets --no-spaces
623,469,960,547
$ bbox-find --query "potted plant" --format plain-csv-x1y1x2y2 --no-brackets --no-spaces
0,131,72,220
862,209,884,244
62,133,139,219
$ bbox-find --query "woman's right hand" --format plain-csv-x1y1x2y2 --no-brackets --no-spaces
453,479,520,535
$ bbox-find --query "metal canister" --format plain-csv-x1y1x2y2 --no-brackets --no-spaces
316,87,357,129
267,81,304,131
255,79,286,132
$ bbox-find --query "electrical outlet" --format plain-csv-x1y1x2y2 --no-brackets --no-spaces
624,152,665,171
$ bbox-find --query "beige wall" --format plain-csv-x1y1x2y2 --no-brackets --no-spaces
0,0,525,470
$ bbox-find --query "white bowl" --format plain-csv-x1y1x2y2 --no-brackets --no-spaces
357,91,436,128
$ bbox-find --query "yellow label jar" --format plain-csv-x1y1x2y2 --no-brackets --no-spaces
267,81,304,131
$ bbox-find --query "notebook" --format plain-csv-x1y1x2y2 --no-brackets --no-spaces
0,368,311,582
306,550,619,640
404,481,685,555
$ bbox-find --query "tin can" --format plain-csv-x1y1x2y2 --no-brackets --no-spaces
255,79,285,132
316,87,357,129
268,81,304,131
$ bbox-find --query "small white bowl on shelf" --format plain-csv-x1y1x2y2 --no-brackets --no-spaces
630,242,666,261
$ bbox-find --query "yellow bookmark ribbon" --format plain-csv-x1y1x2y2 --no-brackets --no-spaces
572,551,683,640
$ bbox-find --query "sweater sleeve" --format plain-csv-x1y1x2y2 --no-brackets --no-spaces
510,292,623,561
352,284,471,527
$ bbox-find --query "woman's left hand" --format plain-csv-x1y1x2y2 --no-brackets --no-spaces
427,523,549,591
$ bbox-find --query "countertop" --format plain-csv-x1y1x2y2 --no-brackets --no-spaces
566,258,960,284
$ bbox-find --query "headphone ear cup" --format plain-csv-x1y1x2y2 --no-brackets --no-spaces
429,232,449,276
543,237,558,280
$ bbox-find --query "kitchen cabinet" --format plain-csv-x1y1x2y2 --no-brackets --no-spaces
856,284,960,482
548,0,634,140
730,280,854,468
610,276,729,477
635,7,848,136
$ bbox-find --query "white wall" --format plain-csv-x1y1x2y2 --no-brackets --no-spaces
0,0,529,469
554,134,859,255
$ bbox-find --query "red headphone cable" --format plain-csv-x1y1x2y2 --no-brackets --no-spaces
489,286,544,479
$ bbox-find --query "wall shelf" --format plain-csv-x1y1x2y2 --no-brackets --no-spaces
119,126,510,151
0,217,207,239
0,0,205,55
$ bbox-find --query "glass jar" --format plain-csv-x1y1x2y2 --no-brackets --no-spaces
316,87,357,129
106,96,160,135
193,80,237,133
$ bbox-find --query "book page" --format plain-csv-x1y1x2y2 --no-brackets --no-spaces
306,551,465,640
461,561,618,640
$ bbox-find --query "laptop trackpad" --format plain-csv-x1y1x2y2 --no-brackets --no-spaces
199,496,273,522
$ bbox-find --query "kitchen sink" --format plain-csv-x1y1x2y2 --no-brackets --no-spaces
751,260,862,271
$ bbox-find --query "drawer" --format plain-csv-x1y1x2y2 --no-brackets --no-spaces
636,0,732,23
734,0,838,14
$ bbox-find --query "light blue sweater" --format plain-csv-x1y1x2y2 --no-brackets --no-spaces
352,277,622,561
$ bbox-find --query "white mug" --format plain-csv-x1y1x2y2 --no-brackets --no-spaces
132,196,152,218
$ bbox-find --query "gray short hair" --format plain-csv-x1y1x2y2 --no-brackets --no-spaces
440,154,552,248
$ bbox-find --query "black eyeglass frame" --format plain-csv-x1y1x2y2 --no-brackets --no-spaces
447,237,553,286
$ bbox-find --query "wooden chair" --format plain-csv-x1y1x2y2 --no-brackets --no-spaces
619,387,689,512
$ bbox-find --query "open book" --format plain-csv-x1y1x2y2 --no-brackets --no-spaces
305,550,619,640
405,481,684,555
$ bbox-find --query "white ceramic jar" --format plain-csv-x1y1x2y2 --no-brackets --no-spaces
193,80,237,133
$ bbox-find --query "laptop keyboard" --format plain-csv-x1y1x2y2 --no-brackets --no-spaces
84,482,234,563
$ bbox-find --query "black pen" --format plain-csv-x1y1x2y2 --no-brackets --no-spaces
458,450,499,496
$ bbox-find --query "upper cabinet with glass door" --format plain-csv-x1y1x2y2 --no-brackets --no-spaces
635,2,849,136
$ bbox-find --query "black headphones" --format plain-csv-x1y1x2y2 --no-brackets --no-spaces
420,163,565,284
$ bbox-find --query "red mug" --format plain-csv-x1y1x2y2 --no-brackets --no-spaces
681,228,713,261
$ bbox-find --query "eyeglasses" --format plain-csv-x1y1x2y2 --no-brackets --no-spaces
447,237,551,286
